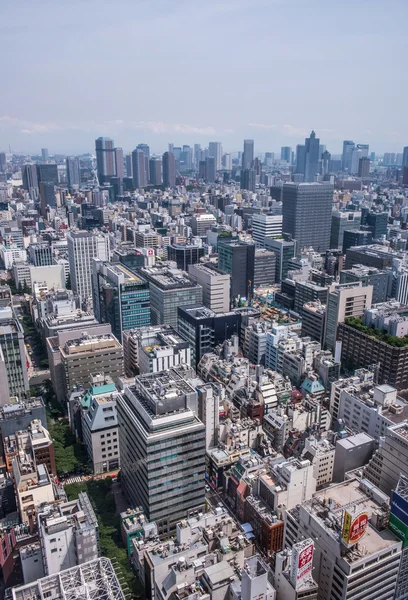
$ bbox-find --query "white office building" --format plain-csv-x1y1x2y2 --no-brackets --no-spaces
67,230,109,303
252,214,283,247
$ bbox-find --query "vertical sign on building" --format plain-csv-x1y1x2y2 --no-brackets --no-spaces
290,539,315,589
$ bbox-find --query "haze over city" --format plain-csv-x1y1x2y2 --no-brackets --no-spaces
1,0,407,154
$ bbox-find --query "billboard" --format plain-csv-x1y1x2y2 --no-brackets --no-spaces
342,510,369,546
389,512,408,547
391,491,408,527
290,539,314,589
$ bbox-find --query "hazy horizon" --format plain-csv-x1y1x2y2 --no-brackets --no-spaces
1,0,407,155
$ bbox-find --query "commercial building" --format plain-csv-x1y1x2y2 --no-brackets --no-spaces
0,316,29,397
177,305,240,366
162,151,176,187
304,130,320,182
122,325,191,376
80,374,120,474
188,263,230,313
66,156,80,187
117,373,206,533
95,137,116,184
330,210,362,251
332,432,375,482
345,244,401,270
294,280,329,316
286,477,402,600
11,558,126,600
67,230,109,303
191,213,217,237
167,243,205,270
340,264,388,304
254,249,276,287
39,182,56,217
13,458,55,524
242,139,254,169
3,419,56,475
140,266,203,329
36,163,58,185
324,283,373,350
264,237,295,282
28,242,53,266
0,396,46,437
282,183,333,253
218,239,255,300
301,302,326,345
342,229,372,253
251,214,283,247
92,260,150,341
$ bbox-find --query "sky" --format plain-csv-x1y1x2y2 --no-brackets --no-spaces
1,0,407,156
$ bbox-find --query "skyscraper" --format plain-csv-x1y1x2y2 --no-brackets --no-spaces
41,148,49,161
304,130,320,182
0,153,6,173
39,181,56,217
342,140,355,171
136,143,150,182
240,168,256,192
282,182,334,253
162,151,176,187
37,163,58,185
357,143,369,157
132,149,147,188
205,156,216,182
149,156,162,185
295,145,306,174
349,148,362,174
402,146,408,168
280,146,292,163
222,153,232,170
114,147,124,181
125,153,132,177
22,164,38,195
242,139,254,169
194,143,201,167
95,137,115,184
358,157,371,177
66,157,80,187
67,230,110,303
208,142,222,171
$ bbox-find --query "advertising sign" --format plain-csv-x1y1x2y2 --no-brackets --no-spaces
389,512,408,547
391,491,408,526
290,539,314,588
342,510,369,546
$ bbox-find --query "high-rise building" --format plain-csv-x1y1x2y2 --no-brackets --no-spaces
92,260,150,341
139,266,203,329
205,156,216,182
41,148,49,161
330,210,362,250
295,144,306,175
321,149,331,175
324,282,373,350
188,263,230,313
251,214,283,247
114,147,124,181
125,153,132,177
340,265,388,304
264,238,295,282
222,153,232,170
254,249,276,287
342,140,355,171
208,142,222,171
66,157,80,187
95,137,115,184
149,156,162,185
131,149,147,188
242,139,254,170
240,168,256,192
39,182,56,217
403,146,408,169
357,143,369,157
304,130,320,182
117,373,206,533
67,230,109,303
37,163,58,185
282,182,333,253
349,147,362,174
218,239,255,300
22,164,38,196
0,152,6,173
29,242,53,266
162,151,176,187
167,243,205,270
280,146,291,163
0,314,29,398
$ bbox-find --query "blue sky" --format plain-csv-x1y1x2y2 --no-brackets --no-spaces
1,0,407,155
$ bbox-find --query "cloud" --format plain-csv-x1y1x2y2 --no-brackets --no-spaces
248,122,309,137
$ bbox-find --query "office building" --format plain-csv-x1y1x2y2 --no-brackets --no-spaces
295,144,306,174
3,419,56,475
342,229,372,253
167,243,205,270
222,153,232,170
37,163,58,185
285,478,402,600
205,156,216,182
162,151,176,187
122,325,191,376
264,237,295,282
22,164,39,197
254,249,276,287
402,146,408,169
117,373,206,533
332,432,375,483
251,214,283,247
0,396,46,437
67,230,109,303
342,140,355,171
125,152,132,177
47,326,123,401
240,168,256,192
114,147,124,181
330,210,362,250
282,182,333,253
218,239,255,301
188,263,231,313
79,374,120,474
0,152,6,172
340,265,388,304
208,142,222,171
140,265,203,329
92,260,150,341
242,139,254,169
95,137,115,184
149,156,162,185
39,182,56,217
280,146,291,162
66,157,80,187
345,244,401,270
28,242,53,266
0,316,29,397
301,302,326,345
324,283,373,350
177,305,240,366
294,280,329,316
362,210,388,240
191,213,217,237
132,148,147,188
358,156,370,177
304,130,320,182
11,558,126,600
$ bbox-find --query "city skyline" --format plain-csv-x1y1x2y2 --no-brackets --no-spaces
1,0,407,154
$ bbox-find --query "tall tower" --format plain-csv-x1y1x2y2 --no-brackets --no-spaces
163,151,176,187
132,149,147,188
208,142,222,171
114,147,124,181
149,157,162,185
342,140,355,171
66,157,80,187
304,130,320,182
41,148,49,161
242,139,254,170
67,230,109,303
95,137,115,184
402,146,408,169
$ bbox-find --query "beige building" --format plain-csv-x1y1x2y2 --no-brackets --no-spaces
13,457,55,524
188,263,231,313
324,282,373,350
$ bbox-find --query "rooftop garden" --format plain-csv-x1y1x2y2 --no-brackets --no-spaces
344,317,408,348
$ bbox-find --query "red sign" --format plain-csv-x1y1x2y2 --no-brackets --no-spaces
148,249,154,256
348,512,369,544
297,543,314,579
